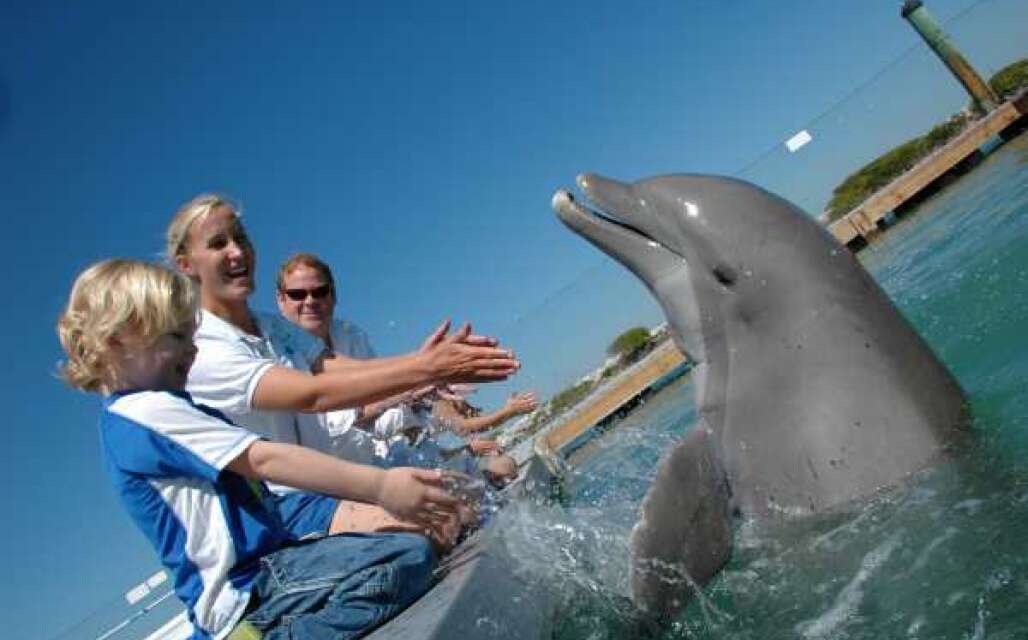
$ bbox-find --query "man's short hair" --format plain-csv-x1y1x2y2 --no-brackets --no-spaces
276,252,336,295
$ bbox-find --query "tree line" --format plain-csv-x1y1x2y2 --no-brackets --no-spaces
824,58,1028,223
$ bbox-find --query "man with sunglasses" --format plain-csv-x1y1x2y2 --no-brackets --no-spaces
277,254,528,492
276,253,436,465
276,254,373,359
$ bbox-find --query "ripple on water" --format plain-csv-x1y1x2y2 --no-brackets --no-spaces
794,534,901,639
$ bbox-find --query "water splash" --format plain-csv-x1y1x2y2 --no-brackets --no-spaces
794,534,901,639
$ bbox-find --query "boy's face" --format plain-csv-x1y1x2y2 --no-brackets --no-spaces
176,205,255,306
111,320,198,392
276,264,336,340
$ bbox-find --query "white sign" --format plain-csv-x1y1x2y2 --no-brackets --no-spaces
785,129,813,153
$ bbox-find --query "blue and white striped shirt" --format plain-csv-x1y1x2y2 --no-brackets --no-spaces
100,390,290,639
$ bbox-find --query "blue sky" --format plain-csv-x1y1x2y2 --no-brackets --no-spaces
1,1,1025,638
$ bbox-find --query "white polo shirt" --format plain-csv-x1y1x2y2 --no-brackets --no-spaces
187,309,328,492
318,319,380,464
329,319,375,360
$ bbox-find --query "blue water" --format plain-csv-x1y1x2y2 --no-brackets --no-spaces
509,133,1028,639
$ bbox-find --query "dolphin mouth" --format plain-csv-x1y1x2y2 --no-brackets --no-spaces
553,189,655,243
551,186,672,260
552,173,708,383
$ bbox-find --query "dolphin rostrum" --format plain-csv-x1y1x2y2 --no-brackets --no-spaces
552,174,969,620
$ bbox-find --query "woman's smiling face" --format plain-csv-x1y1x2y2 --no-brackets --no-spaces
176,205,256,306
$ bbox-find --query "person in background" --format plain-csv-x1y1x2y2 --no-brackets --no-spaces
432,386,538,485
274,252,432,465
433,386,538,448
275,253,535,486
57,259,453,640
167,193,520,546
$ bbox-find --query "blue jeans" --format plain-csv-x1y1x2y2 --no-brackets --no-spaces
274,492,339,539
245,533,435,639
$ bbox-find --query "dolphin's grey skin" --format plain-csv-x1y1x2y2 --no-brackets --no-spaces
552,173,969,619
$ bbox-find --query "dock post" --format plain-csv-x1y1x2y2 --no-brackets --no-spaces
901,0,999,115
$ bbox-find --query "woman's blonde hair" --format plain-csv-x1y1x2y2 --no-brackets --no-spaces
165,193,239,262
57,259,197,393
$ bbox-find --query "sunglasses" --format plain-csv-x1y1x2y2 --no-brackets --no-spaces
282,284,333,302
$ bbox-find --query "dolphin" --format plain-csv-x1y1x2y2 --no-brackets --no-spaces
551,173,969,620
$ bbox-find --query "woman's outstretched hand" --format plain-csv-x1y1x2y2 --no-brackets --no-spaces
420,318,500,351
419,321,519,383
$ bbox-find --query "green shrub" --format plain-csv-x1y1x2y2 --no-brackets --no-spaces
607,327,652,359
824,115,969,221
989,59,1028,98
549,379,595,415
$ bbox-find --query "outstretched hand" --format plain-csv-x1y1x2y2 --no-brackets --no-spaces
420,318,500,352
376,467,460,530
420,321,519,383
418,319,451,353
505,391,539,416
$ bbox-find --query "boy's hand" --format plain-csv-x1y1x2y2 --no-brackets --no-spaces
377,467,460,529
420,323,519,383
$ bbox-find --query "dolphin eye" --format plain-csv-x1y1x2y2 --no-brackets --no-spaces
712,265,737,287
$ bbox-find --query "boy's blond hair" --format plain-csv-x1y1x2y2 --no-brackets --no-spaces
166,193,239,262
58,259,197,393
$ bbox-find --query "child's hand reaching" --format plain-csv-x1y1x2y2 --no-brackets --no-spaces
377,467,460,530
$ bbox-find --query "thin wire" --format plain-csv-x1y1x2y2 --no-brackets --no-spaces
93,590,176,640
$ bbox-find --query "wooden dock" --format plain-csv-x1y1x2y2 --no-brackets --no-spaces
828,90,1028,248
540,340,688,455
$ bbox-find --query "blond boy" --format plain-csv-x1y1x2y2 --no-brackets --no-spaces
58,259,460,640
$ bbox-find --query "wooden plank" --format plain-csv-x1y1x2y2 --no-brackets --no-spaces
828,95,1026,245
543,341,686,452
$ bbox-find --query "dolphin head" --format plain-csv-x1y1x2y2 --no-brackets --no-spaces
553,173,839,370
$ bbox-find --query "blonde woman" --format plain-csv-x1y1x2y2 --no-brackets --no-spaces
167,193,519,543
